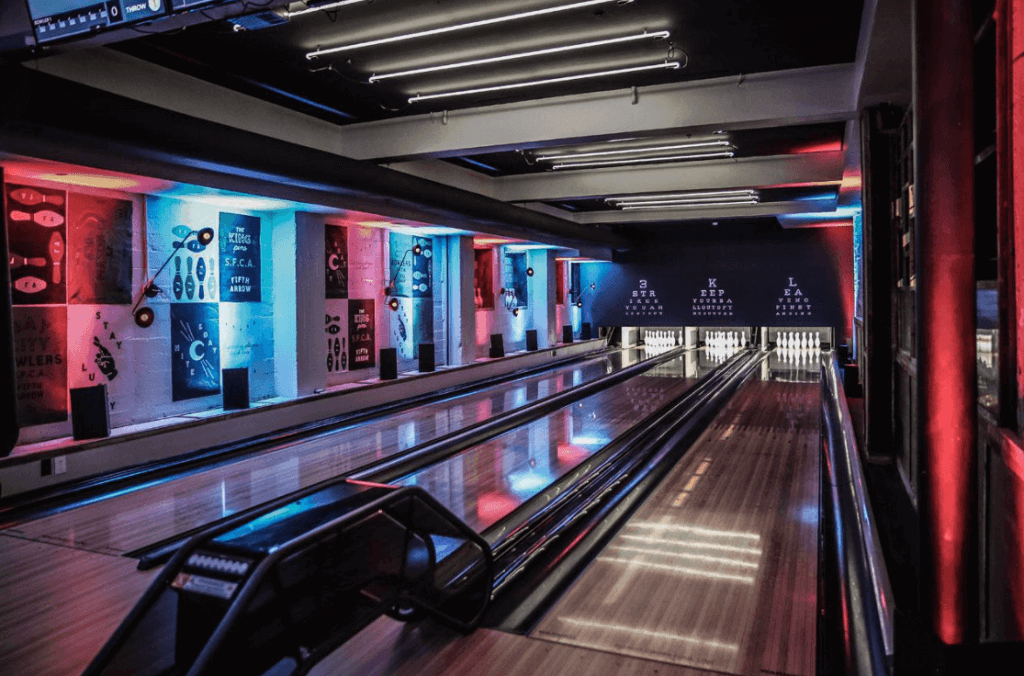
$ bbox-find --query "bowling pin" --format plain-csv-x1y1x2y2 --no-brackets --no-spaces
814,332,821,349
197,257,207,300
34,211,64,227
185,256,196,300
173,257,183,300
208,257,217,299
49,232,63,285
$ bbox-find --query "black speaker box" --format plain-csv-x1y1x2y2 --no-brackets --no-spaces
562,325,574,344
489,334,505,359
418,343,435,373
581,322,592,340
525,329,539,352
222,368,250,410
70,384,110,440
380,348,398,380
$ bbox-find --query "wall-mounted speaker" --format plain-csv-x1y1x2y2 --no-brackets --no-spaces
222,368,250,410
418,343,435,373
525,329,539,352
489,334,505,359
380,348,398,380
70,384,110,441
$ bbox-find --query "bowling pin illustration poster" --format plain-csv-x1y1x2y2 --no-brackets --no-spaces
68,306,135,416
325,224,348,299
219,213,261,303
325,299,349,382
6,183,68,305
68,194,133,305
171,303,221,401
348,299,375,370
12,306,68,425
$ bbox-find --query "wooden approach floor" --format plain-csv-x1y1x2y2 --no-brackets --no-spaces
312,377,821,676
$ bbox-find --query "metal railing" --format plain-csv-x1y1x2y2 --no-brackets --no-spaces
820,353,895,675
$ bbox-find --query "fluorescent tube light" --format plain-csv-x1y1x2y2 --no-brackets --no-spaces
612,195,760,207
369,31,669,82
551,147,730,169
409,61,680,103
605,189,757,201
537,139,729,161
621,199,759,210
308,0,631,58
288,0,365,17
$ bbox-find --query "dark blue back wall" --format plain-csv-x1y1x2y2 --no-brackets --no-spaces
579,220,854,336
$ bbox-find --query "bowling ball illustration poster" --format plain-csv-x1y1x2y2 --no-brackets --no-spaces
6,183,68,305
68,193,133,305
388,233,432,299
325,224,348,299
325,299,349,379
68,305,135,416
348,299,375,370
12,306,68,425
171,303,221,401
219,212,261,303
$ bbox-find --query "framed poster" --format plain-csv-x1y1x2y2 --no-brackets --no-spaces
12,306,68,425
348,299,375,370
219,213,261,303
68,194,133,305
325,224,349,299
171,303,221,401
7,184,67,306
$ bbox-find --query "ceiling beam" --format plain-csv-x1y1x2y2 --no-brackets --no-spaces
337,64,858,160
495,152,845,203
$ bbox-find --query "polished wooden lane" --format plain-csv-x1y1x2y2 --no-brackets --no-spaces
531,376,821,676
0,534,159,676
397,373,696,531
309,616,721,676
3,348,651,555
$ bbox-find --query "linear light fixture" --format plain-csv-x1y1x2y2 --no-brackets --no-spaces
307,0,632,58
369,31,669,82
551,147,730,170
606,189,758,202
288,0,366,18
537,139,729,162
409,61,680,103
622,200,759,210
611,195,760,207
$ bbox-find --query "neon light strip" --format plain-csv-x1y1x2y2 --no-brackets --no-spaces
621,199,758,210
607,545,760,568
606,189,756,201
598,556,756,583
619,534,762,555
552,148,729,169
288,0,365,17
409,61,680,103
370,31,669,82
558,617,740,651
308,0,628,58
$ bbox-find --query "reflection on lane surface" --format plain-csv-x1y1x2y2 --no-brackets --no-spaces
397,359,699,532
7,347,656,555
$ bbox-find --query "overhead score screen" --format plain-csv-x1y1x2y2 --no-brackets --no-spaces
25,0,221,44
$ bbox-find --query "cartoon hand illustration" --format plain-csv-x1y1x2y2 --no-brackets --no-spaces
94,336,118,381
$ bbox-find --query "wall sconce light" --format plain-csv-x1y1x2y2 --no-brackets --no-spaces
572,282,597,309
133,226,215,328
384,242,425,311
526,267,534,277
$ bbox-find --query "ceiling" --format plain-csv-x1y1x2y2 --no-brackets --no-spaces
8,0,910,249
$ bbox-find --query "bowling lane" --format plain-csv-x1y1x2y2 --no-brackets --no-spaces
3,347,658,556
531,362,821,676
395,352,703,534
